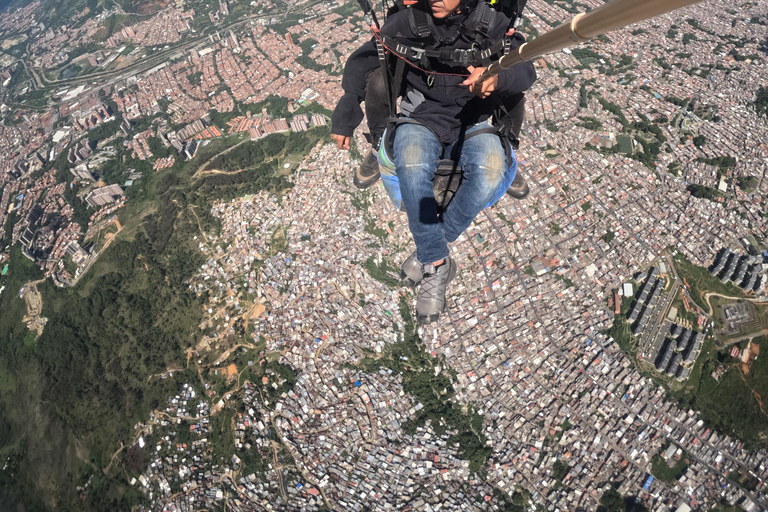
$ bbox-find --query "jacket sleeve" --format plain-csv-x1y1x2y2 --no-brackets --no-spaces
331,40,381,136
494,32,537,95
331,93,365,137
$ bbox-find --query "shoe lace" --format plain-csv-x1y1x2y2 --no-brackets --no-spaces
419,265,443,301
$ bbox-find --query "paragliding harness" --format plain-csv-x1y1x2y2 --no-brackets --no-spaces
355,0,529,212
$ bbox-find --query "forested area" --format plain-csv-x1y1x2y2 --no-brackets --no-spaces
357,297,492,476
0,115,302,508
698,156,736,174
737,176,758,193
207,126,331,174
576,116,603,131
0,189,207,509
195,161,290,201
757,85,768,117
687,183,722,201
193,127,331,200
235,94,332,120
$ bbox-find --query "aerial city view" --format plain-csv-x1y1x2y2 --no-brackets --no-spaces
0,0,766,508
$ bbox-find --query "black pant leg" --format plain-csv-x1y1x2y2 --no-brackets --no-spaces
364,67,391,150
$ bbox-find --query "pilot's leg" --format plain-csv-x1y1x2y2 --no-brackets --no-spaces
442,123,507,244
394,123,457,324
354,68,390,189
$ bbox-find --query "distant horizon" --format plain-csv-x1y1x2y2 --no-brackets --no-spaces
0,0,17,14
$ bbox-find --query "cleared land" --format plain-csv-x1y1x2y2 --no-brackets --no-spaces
709,296,768,344
673,253,745,313
0,34,27,50
651,450,691,483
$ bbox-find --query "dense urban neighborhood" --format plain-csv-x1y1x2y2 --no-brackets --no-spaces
0,0,767,510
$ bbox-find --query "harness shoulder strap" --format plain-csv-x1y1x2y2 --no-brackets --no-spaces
461,2,495,41
408,8,434,39
374,40,397,118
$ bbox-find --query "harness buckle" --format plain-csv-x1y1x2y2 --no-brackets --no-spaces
410,48,426,60
452,49,470,67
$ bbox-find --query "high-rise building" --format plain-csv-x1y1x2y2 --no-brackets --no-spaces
85,184,124,208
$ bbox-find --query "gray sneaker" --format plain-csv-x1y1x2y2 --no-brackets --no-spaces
353,150,381,189
415,257,456,324
400,250,423,287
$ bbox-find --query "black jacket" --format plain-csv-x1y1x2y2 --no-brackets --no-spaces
331,6,537,144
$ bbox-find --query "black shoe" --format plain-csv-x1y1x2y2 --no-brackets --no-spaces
506,170,529,199
353,150,381,189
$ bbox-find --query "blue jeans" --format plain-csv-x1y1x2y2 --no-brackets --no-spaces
393,122,508,264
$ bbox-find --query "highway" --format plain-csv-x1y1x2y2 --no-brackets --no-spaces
9,0,323,97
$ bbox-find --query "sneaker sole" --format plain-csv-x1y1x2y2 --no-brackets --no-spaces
417,312,441,325
506,182,530,199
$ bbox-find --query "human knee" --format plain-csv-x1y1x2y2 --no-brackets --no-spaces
462,133,507,186
483,150,506,175
399,142,430,172
474,150,506,190
394,125,438,172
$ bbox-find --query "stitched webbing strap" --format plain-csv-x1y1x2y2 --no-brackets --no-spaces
381,35,506,68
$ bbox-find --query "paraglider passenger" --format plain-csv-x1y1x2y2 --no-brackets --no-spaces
332,0,536,324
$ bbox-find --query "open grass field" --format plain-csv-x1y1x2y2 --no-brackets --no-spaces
617,135,633,154
746,234,765,252
279,153,304,175
651,450,690,483
673,253,745,311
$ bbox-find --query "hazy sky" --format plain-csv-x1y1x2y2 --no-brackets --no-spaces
0,0,16,14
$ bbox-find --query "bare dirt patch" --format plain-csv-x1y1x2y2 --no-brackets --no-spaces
0,34,27,50
738,369,768,417
126,0,169,15
21,280,47,339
